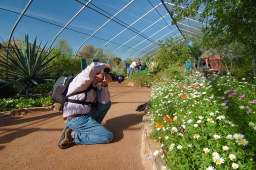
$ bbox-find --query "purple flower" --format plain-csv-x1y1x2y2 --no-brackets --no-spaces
227,90,237,97
249,99,256,104
239,95,245,99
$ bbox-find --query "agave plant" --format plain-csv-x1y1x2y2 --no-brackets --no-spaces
0,35,56,96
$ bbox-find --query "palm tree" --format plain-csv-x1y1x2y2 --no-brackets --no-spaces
0,35,56,96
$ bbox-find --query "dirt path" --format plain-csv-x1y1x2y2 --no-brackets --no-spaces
0,83,150,170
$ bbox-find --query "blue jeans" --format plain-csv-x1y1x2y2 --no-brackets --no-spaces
66,102,113,144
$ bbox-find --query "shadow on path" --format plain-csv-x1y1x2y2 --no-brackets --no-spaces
0,145,5,150
112,101,146,104
0,128,62,145
0,111,61,127
104,113,144,143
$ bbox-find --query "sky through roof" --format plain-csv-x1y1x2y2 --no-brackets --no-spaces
0,0,203,59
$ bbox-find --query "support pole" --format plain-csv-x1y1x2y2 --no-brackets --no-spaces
6,0,34,79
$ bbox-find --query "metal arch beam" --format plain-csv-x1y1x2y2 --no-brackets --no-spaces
0,7,139,50
160,0,186,40
180,28,202,37
184,17,202,24
177,22,201,31
49,0,92,48
7,0,34,44
112,13,169,53
6,0,34,79
164,1,202,14
75,0,135,55
104,3,162,47
128,24,171,51
132,30,177,57
109,14,200,55
161,1,203,25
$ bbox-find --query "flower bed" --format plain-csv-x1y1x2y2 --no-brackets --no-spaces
149,73,256,170
0,96,52,112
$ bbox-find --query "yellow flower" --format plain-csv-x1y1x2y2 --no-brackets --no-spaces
155,122,163,129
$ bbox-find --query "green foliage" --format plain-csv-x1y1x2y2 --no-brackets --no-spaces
50,49,80,77
0,96,52,112
79,44,125,75
157,64,185,81
30,81,54,95
130,39,192,86
170,0,256,75
149,73,256,169
155,39,191,71
129,70,154,87
0,35,56,96
55,39,73,56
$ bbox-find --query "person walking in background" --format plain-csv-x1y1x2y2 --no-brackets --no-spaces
128,60,137,77
184,59,193,74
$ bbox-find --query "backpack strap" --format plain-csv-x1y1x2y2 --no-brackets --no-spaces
65,84,96,98
65,99,94,105
64,84,97,105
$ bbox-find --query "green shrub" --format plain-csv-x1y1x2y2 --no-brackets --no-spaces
129,70,154,87
0,96,52,112
31,81,54,95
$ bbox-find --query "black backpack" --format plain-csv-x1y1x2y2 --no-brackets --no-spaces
52,75,96,111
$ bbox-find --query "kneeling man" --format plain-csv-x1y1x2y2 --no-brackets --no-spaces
58,62,113,149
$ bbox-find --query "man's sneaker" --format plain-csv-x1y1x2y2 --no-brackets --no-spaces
58,127,67,146
58,127,74,149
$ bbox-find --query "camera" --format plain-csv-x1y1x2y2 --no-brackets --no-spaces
104,68,124,83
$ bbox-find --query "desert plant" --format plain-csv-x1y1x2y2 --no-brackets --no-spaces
0,35,56,96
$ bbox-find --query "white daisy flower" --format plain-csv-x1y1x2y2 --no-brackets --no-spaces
237,138,248,146
249,122,255,127
213,134,221,140
203,148,210,154
216,115,225,120
173,116,177,121
212,152,220,159
229,154,236,161
209,112,215,116
206,166,215,170
239,105,245,109
171,127,178,133
222,146,229,151
194,124,199,128
187,119,193,124
198,116,204,120
169,143,175,151
226,134,233,140
177,145,183,150
193,134,200,139
197,120,202,124
178,133,184,137
233,133,244,140
213,156,225,165
232,163,239,169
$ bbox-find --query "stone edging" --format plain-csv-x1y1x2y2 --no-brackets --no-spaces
0,105,54,118
141,113,166,170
